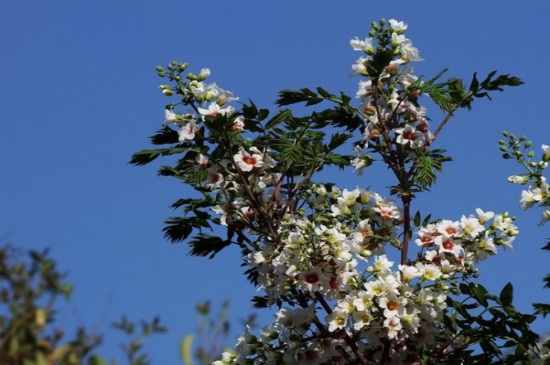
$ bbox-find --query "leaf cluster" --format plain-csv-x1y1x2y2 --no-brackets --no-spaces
431,282,540,364
414,70,523,114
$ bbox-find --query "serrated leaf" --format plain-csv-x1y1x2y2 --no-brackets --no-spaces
150,126,179,145
327,133,352,150
188,233,231,258
264,109,292,130
162,216,211,243
533,302,550,317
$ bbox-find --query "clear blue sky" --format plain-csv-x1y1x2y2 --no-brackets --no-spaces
1,1,549,363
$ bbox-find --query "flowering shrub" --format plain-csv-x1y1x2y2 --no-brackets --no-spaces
501,133,550,317
132,19,543,364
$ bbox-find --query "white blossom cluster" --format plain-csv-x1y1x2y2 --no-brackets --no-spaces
508,144,550,225
204,20,524,365
212,186,518,364
349,20,431,175
162,69,244,144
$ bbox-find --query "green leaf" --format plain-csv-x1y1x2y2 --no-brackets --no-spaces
188,234,231,258
327,133,352,151
150,126,179,145
162,216,211,243
87,355,107,365
264,109,292,130
129,147,186,166
533,302,550,318
414,149,452,189
277,88,323,106
499,282,514,307
470,283,489,308
413,211,421,227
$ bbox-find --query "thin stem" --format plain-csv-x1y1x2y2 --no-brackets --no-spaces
400,193,412,265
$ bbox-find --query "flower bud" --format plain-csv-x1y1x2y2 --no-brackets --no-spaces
528,151,535,158
542,144,550,162
178,62,188,72
159,85,173,96
525,140,532,148
205,91,216,102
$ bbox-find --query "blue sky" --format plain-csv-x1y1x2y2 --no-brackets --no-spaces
1,1,549,363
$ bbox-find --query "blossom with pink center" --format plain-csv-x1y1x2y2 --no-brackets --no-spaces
232,116,245,131
378,292,407,319
383,316,403,339
177,121,198,142
233,149,265,172
374,203,401,222
198,102,235,116
196,154,208,169
394,125,426,148
436,220,462,238
434,236,463,257
296,266,324,292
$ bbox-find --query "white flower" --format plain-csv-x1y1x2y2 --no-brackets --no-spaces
364,274,400,297
394,125,426,148
189,81,218,101
216,87,238,106
350,56,368,77
233,148,265,172
164,109,194,125
177,121,198,142
398,264,419,282
389,19,408,33
539,210,550,225
383,316,402,339
352,291,374,311
196,154,208,169
350,37,374,53
520,187,541,209
369,255,394,276
378,292,406,319
399,39,423,62
198,68,211,78
476,208,495,224
198,102,235,116
415,262,442,281
325,308,348,332
164,109,179,123
460,215,484,238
